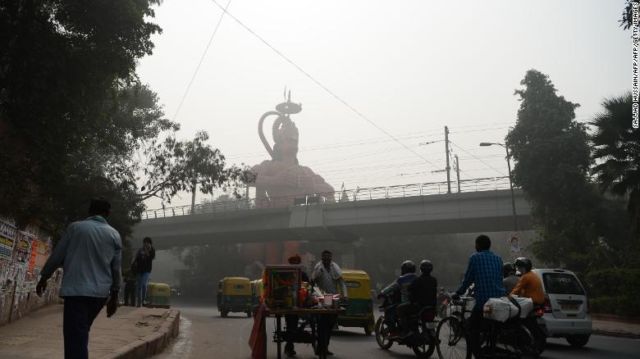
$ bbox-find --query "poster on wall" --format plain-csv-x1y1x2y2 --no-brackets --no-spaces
13,232,32,264
0,220,17,260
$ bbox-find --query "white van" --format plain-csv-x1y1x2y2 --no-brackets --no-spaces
531,268,592,347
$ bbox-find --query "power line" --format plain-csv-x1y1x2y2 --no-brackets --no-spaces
208,0,440,170
172,0,233,121
450,141,506,176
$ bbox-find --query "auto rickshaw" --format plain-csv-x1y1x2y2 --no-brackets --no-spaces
337,269,375,335
145,282,171,308
250,279,264,309
217,277,252,317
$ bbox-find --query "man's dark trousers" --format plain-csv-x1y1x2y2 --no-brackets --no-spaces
63,296,107,359
317,314,337,354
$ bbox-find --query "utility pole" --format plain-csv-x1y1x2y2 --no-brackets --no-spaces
454,154,461,193
444,126,451,194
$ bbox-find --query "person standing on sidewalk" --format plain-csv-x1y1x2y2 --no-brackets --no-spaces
36,198,121,359
132,237,155,307
311,250,348,356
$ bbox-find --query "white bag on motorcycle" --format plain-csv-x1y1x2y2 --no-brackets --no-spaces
483,297,518,322
510,296,534,318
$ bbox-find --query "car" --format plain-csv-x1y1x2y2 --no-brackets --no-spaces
531,268,592,347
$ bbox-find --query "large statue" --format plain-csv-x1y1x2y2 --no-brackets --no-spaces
246,92,335,266
252,93,334,207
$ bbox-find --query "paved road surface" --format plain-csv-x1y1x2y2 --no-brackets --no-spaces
155,303,640,359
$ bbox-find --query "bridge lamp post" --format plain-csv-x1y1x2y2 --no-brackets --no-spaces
479,142,518,232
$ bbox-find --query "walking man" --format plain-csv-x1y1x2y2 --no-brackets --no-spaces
132,236,155,307
311,250,348,356
36,198,121,359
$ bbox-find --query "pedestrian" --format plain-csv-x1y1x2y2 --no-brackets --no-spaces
132,236,155,307
502,262,519,293
454,234,506,357
311,250,348,356
36,198,121,359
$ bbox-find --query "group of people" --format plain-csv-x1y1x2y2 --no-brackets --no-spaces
284,250,347,357
35,198,155,359
454,234,545,356
32,197,543,359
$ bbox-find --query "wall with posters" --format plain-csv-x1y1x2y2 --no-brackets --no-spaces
0,218,61,326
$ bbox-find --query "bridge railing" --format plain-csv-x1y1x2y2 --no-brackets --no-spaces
141,176,511,220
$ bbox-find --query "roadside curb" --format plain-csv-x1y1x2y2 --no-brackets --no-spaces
106,309,181,359
593,328,640,339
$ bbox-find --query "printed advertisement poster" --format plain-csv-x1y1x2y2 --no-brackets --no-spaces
13,232,32,264
0,220,17,260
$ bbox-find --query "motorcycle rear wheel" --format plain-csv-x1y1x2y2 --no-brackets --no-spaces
412,324,436,358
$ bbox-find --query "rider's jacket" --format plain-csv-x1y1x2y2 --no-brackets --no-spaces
381,273,417,305
511,271,545,305
409,274,438,307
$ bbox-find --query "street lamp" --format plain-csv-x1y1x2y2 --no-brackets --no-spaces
479,142,518,231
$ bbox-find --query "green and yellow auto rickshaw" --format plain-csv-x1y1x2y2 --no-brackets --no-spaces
337,269,375,335
146,282,171,308
217,277,252,318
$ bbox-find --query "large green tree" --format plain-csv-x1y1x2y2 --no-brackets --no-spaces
506,70,600,271
0,0,162,228
591,93,639,250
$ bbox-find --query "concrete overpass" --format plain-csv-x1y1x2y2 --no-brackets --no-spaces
132,187,532,250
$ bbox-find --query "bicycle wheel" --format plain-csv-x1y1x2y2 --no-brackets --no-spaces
436,317,471,359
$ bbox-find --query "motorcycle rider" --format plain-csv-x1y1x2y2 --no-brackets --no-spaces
511,257,544,305
409,260,438,308
454,234,506,357
378,260,418,338
502,262,519,293
511,257,547,354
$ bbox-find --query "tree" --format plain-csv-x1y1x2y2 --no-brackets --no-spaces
620,0,637,30
0,0,162,229
591,93,640,248
506,70,599,271
141,131,251,212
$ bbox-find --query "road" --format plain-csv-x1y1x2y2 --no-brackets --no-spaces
155,302,640,359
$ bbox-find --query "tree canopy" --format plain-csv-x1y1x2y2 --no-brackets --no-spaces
591,93,639,252
0,1,249,245
506,70,599,270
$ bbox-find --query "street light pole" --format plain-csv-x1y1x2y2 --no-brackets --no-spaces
479,142,518,232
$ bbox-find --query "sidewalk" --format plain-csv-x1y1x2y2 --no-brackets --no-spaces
592,315,640,339
0,304,179,359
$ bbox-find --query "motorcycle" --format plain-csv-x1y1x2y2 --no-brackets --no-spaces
476,299,546,358
374,295,438,358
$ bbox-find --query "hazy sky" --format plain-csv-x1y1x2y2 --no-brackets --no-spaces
137,0,630,209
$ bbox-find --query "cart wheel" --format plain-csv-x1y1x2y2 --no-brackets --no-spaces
221,310,228,318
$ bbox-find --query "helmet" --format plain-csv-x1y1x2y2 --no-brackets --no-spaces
401,260,416,275
514,257,532,273
419,260,433,275
503,262,515,277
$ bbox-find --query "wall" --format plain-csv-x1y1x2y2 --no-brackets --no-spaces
0,218,61,326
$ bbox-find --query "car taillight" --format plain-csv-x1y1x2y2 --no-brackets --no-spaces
544,296,552,313
535,306,545,317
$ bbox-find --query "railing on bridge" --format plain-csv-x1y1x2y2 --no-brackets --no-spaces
141,176,512,220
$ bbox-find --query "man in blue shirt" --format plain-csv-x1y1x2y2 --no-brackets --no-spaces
455,234,505,357
37,198,122,359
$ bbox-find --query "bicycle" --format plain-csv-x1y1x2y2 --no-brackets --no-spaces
436,295,474,359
